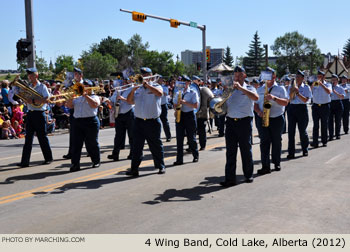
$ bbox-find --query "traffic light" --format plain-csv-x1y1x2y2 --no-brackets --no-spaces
206,63,211,70
206,49,210,62
170,19,180,28
16,39,31,61
196,62,201,71
132,11,147,22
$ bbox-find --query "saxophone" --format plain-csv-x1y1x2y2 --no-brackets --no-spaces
175,90,182,123
262,83,272,127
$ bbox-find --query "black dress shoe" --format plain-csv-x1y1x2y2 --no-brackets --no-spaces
328,137,333,141
257,167,271,175
199,147,205,151
158,168,166,174
193,158,199,163
220,180,236,187
17,163,29,168
274,165,281,171
303,151,308,157
345,131,348,134
166,138,171,142
218,134,224,137
245,177,254,183
310,143,318,148
186,148,192,153
287,154,295,159
173,161,183,166
336,136,340,139
107,154,119,161
70,165,80,172
62,154,71,159
42,159,53,165
125,170,139,177
92,162,100,168
322,143,327,147
127,155,132,160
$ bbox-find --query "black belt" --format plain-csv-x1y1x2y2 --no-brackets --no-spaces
313,102,330,107
136,117,159,121
290,103,307,106
28,110,44,112
227,116,252,122
74,116,96,120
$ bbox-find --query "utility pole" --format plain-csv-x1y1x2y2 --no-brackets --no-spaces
263,44,268,68
120,9,207,80
25,0,35,68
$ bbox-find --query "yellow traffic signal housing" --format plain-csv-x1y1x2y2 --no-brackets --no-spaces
132,11,147,22
206,49,210,62
170,19,180,28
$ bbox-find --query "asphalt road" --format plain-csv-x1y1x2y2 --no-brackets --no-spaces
0,110,349,233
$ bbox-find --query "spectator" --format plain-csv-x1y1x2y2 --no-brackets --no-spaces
13,120,24,138
1,120,17,139
1,80,10,109
45,109,56,134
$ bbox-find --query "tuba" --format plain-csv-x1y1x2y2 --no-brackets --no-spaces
262,82,272,127
210,75,235,115
10,75,44,108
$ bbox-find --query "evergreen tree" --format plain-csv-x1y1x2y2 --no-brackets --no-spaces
244,31,265,77
343,38,350,59
223,46,234,67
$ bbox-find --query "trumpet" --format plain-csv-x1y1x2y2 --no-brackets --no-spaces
312,80,321,87
49,82,104,104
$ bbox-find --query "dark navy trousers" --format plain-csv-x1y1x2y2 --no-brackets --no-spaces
259,115,284,168
71,116,100,166
287,104,309,155
160,104,171,140
113,109,134,158
131,118,165,171
197,118,207,149
21,111,53,165
175,111,199,162
329,100,343,139
312,103,330,145
67,108,74,156
342,99,349,134
224,117,254,182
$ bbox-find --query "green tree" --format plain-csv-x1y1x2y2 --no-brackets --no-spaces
55,55,75,74
223,46,234,67
126,34,149,71
80,51,117,79
93,36,128,62
244,31,265,77
17,55,50,79
271,31,323,77
343,38,350,59
184,64,200,77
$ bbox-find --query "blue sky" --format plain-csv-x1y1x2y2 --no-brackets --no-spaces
1,0,349,70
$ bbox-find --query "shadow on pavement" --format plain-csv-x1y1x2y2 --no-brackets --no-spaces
143,175,248,205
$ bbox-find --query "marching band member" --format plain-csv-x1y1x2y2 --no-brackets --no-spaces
126,67,165,177
220,66,259,187
17,67,53,167
63,67,81,159
193,75,214,151
286,70,312,159
211,79,225,137
254,67,288,174
328,74,345,140
107,77,134,161
340,75,350,134
282,76,291,134
310,70,332,148
159,76,172,142
173,75,199,165
66,69,101,172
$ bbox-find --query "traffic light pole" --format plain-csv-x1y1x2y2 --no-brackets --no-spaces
120,9,207,80
25,0,35,68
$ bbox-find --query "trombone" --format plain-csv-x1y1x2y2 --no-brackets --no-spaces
113,74,162,91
